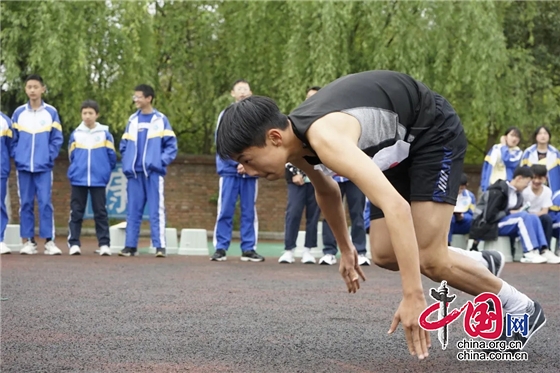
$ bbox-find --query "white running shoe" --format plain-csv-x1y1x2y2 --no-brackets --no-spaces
319,254,337,265
0,242,11,255
69,245,81,256
520,249,547,264
99,245,112,256
20,241,38,255
301,251,316,264
278,250,295,264
44,241,62,255
539,249,560,264
358,254,371,266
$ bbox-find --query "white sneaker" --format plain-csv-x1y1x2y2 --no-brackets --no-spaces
540,249,560,264
0,242,11,255
44,241,62,255
69,245,81,256
301,251,316,264
358,254,371,266
520,249,547,264
278,250,295,264
319,254,337,265
99,245,112,256
20,241,38,255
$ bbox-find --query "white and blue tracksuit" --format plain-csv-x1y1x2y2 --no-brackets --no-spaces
521,144,560,194
67,122,117,247
120,110,177,249
497,183,547,253
0,112,13,241
11,101,63,239
448,189,476,243
480,145,522,192
213,110,258,252
549,190,560,250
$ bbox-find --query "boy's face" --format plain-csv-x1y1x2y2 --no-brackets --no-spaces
133,91,151,110
532,175,546,188
513,176,531,191
25,79,46,101
235,133,287,180
505,132,520,147
81,108,98,126
231,83,252,102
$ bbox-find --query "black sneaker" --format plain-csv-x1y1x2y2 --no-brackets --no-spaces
481,250,505,278
491,300,547,352
155,248,166,258
210,249,227,261
241,250,265,262
118,247,137,257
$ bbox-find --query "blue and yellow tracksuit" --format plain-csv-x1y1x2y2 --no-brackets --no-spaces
0,112,13,241
11,101,63,239
521,144,560,194
213,110,258,252
120,110,177,249
480,144,522,192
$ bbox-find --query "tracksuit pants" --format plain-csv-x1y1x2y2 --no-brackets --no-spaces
125,173,166,249
448,214,473,244
322,181,366,255
284,183,320,250
213,176,258,252
497,211,548,253
68,186,109,247
17,170,54,239
0,177,7,241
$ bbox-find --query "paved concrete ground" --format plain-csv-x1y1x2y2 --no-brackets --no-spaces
1,238,559,373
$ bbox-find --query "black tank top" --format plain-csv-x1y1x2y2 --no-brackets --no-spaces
288,70,436,170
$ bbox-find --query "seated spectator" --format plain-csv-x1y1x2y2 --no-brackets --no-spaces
480,127,522,192
470,167,559,263
549,190,560,255
448,174,476,245
521,126,560,195
521,165,554,248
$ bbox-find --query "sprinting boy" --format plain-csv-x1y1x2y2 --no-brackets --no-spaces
67,100,117,256
216,70,546,359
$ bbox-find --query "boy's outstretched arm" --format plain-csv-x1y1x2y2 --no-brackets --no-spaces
305,117,429,359
290,158,366,293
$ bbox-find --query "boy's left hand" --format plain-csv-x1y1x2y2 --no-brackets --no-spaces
339,249,366,293
388,294,431,359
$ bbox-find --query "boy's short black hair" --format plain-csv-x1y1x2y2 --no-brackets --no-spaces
216,96,288,159
80,99,99,114
307,86,321,94
460,173,468,186
504,126,522,140
533,126,551,143
134,84,155,102
232,79,250,90
513,166,533,179
25,74,44,86
530,164,547,178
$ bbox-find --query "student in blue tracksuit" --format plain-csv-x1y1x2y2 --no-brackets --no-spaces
67,100,117,256
549,190,560,255
448,174,476,245
480,127,522,192
0,112,13,255
11,74,63,255
119,84,178,258
211,80,264,262
521,126,560,195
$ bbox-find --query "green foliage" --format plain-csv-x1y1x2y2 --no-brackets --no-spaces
1,0,559,164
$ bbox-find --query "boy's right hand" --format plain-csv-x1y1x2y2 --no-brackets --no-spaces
292,174,304,185
339,249,366,293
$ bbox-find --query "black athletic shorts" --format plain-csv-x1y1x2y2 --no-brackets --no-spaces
368,94,467,221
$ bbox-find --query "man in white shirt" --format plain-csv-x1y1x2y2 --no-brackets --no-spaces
522,165,554,248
